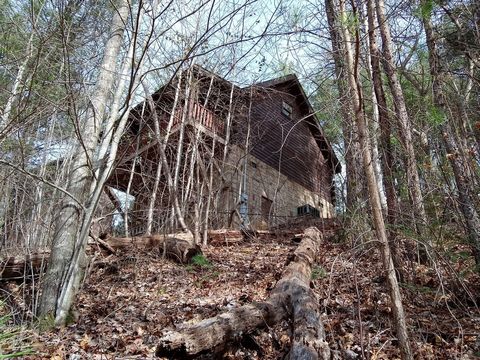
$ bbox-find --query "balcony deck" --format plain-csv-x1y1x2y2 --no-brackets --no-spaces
167,101,226,142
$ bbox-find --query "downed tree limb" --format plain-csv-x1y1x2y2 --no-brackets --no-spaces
156,227,330,359
89,232,116,254
104,235,201,264
207,229,244,245
207,229,299,245
0,253,49,280
0,236,202,280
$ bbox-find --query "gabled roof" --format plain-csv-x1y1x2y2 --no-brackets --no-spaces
249,74,341,174
126,66,340,175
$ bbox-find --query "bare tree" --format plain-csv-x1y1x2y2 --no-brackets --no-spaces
326,0,412,357
38,0,131,324
366,0,401,266
421,2,480,266
375,0,429,258
325,0,366,217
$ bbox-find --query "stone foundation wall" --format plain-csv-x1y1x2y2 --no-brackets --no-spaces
221,145,335,229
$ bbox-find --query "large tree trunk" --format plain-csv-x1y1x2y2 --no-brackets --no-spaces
375,0,428,253
156,227,330,359
328,0,412,358
422,7,480,267
38,0,131,324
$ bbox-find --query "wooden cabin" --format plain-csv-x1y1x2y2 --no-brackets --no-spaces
107,66,340,235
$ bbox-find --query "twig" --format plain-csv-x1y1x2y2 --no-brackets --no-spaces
0,159,84,209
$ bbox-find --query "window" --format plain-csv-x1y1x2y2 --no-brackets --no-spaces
250,161,257,169
282,101,293,118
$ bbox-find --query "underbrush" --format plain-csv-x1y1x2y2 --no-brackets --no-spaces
0,301,34,359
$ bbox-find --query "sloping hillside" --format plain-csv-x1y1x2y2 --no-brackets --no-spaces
2,226,478,359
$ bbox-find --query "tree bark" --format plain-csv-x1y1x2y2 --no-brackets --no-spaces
366,0,398,227
106,236,201,264
422,7,480,267
325,0,364,213
366,0,402,276
375,0,428,252
329,0,413,358
156,227,330,359
38,0,131,323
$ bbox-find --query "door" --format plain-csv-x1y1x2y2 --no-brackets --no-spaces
261,196,273,223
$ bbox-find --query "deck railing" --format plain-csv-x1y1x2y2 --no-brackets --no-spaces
167,101,225,137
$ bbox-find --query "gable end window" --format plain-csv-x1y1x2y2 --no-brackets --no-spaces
282,101,293,118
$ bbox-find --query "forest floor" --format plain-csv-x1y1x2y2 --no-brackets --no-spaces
2,230,480,359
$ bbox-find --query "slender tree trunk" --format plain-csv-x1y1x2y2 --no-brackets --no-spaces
362,2,387,213
202,133,217,245
144,93,190,235
422,9,480,267
38,0,131,322
0,1,47,133
325,0,363,213
366,0,398,226
375,0,428,252
171,68,195,230
366,0,402,274
144,81,174,236
147,72,183,235
329,0,413,357
124,159,137,236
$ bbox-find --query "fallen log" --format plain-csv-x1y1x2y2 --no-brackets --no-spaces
0,253,49,280
0,235,202,280
207,229,296,245
104,235,201,264
156,227,330,359
207,229,244,245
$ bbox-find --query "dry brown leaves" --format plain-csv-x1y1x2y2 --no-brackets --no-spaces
4,232,480,359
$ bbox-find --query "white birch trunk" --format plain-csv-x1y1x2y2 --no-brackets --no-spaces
38,0,131,323
362,2,387,211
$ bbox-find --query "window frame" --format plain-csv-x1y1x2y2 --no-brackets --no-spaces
281,101,293,119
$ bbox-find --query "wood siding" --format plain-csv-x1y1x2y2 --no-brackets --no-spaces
247,85,332,202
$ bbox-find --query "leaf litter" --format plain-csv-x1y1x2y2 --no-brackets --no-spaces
2,232,479,359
